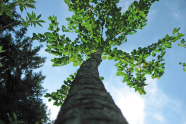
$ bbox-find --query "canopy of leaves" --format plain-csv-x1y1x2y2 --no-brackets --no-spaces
29,0,186,106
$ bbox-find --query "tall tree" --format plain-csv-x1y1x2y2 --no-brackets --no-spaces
0,0,53,123
31,0,185,123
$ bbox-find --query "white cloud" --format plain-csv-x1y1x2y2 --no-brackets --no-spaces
104,67,184,124
116,92,145,124
104,68,146,124
43,98,60,121
145,76,158,95
154,113,165,123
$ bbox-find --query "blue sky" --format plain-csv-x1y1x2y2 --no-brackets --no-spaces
10,0,186,124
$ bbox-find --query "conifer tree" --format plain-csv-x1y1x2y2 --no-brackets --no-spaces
0,0,53,123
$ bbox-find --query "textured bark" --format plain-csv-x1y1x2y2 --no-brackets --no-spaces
54,47,128,124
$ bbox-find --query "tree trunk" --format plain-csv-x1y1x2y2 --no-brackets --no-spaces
54,47,128,124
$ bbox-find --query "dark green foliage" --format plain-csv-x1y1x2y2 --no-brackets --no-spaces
0,0,53,123
0,0,23,34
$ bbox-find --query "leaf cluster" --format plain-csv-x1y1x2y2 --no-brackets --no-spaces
32,15,99,67
0,0,45,30
44,72,75,106
0,0,36,18
0,112,24,124
112,28,185,94
20,11,45,28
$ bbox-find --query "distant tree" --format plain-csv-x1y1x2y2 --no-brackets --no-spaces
0,0,52,124
30,0,185,123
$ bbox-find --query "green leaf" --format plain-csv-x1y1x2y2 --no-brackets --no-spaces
172,28,177,35
68,26,72,30
165,34,169,41
102,56,107,60
61,85,66,89
48,38,55,42
0,63,3,67
154,49,160,53
69,58,74,62
108,55,113,60
135,67,139,72
130,68,134,73
62,25,66,31
66,17,71,21
127,81,132,85
5,9,13,18
45,48,51,52
128,6,132,10
64,29,70,32
164,44,171,48
6,2,15,10
25,3,35,9
178,43,184,47
183,63,186,67
36,14,41,19
79,62,81,66
100,76,104,81
38,20,45,22
20,17,25,22
0,49,5,54
152,52,156,57
114,57,119,61
180,39,185,44
8,116,12,122
177,27,181,32
142,14,146,18
13,112,17,120
73,62,78,67
27,12,32,19
116,71,122,76
178,33,185,37
115,63,119,66
72,26,76,29
48,98,52,102
36,22,42,27
44,32,53,37
64,52,68,55
81,22,86,26
129,63,134,67
75,29,80,33
72,15,76,20
19,4,24,12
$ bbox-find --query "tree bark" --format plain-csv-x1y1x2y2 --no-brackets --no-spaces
54,47,128,124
